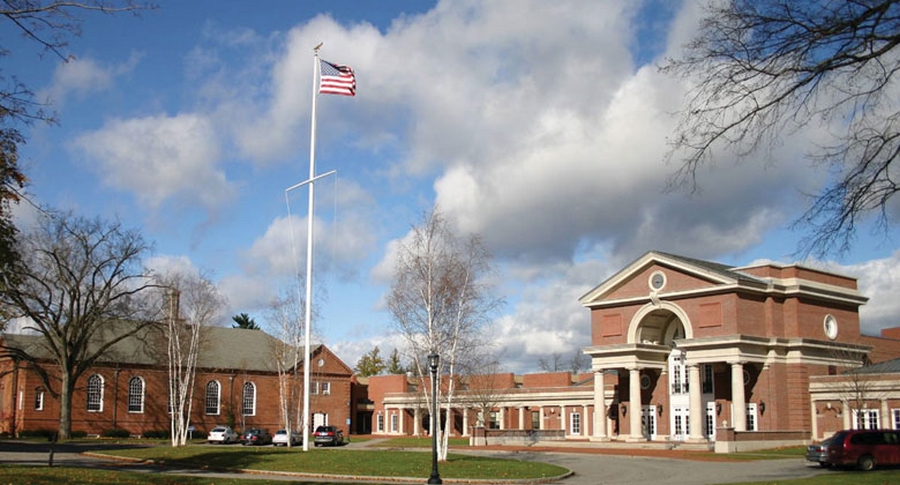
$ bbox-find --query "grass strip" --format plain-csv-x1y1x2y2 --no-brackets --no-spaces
0,465,376,485
101,445,569,480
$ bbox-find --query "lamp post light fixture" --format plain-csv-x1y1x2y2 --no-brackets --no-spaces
428,353,442,484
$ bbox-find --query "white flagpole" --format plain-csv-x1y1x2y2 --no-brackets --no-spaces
301,44,322,452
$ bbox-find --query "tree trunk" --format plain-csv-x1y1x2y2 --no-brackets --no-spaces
57,374,74,440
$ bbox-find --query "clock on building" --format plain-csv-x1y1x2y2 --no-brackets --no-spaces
649,271,666,291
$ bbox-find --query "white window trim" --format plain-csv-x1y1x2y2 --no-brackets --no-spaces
242,382,257,416
205,380,221,416
34,388,44,411
127,376,145,414
86,374,104,413
322,382,331,395
569,412,581,436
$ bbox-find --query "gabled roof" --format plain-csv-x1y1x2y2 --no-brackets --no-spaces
2,324,328,374
579,251,766,305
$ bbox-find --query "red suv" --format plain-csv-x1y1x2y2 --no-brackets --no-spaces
817,429,900,471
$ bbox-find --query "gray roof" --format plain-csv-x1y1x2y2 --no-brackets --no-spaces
654,251,768,285
2,324,319,374
853,357,900,375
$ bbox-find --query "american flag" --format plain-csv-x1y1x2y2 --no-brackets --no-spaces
319,59,356,96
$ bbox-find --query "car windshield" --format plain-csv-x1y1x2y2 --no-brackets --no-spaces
212,427,225,432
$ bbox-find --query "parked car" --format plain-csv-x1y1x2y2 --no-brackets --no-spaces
313,425,344,446
207,426,239,444
241,428,272,446
813,429,900,471
806,435,835,467
272,429,301,447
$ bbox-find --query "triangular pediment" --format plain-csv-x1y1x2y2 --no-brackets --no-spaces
579,251,762,307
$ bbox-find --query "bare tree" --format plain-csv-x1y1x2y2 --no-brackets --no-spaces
266,284,312,448
663,0,900,257
539,349,588,375
462,357,505,438
0,1,152,284
158,270,224,447
0,212,157,439
387,208,502,461
827,346,887,429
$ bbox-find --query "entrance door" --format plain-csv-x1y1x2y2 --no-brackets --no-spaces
642,405,657,440
313,412,327,430
672,407,689,441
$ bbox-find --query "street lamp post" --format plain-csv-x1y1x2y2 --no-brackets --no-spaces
428,353,442,485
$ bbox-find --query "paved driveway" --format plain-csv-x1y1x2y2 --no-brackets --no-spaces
0,440,830,485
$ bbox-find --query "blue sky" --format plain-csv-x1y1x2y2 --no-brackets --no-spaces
8,0,900,372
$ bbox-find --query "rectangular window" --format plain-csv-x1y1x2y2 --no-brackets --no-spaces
746,403,758,432
531,411,540,430
322,382,331,395
489,411,499,429
705,402,716,439
377,413,385,432
893,409,900,430
702,365,714,394
570,412,581,435
312,382,319,395
390,413,399,433
854,409,879,430
34,388,44,411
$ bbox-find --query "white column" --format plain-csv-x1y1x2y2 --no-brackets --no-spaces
810,400,818,440
582,405,589,437
842,401,851,430
539,406,545,430
881,399,889,428
519,407,525,430
731,362,746,432
462,406,469,436
593,371,608,440
499,406,505,430
688,364,704,441
399,408,405,435
413,408,421,436
629,367,643,441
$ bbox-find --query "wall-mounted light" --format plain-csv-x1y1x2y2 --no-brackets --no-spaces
716,402,722,415
657,406,663,417
621,405,627,416
759,401,766,415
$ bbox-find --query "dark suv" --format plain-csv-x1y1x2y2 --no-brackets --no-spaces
812,429,900,471
313,425,344,446
241,428,272,446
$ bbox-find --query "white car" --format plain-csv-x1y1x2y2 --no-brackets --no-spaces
272,429,301,446
208,426,239,444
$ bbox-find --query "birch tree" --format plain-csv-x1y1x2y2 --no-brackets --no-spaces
266,284,312,447
158,270,224,447
387,209,501,461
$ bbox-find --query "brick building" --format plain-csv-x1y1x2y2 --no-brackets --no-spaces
0,326,353,438
360,251,900,449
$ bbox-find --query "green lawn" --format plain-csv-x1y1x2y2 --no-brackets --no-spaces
99,445,569,480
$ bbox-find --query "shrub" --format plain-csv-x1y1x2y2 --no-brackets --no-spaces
102,428,130,438
142,430,170,439
18,429,56,439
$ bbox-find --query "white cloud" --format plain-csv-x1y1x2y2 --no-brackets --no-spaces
41,53,141,105
73,113,230,210
831,252,900,335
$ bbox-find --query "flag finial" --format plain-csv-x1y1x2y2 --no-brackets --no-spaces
314,42,323,52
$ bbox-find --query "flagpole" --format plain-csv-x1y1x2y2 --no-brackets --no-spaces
301,43,322,452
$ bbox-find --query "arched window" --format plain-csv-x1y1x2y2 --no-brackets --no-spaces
128,376,144,413
241,382,256,416
205,380,220,415
86,374,104,412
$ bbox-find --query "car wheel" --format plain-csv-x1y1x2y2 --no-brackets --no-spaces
857,455,875,472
